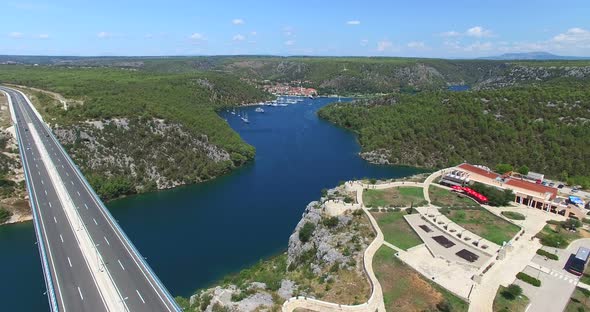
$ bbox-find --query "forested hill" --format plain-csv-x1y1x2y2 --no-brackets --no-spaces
318,81,590,184
0,66,268,199
3,55,590,95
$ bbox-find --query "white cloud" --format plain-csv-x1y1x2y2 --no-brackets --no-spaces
232,18,244,25
407,41,427,49
463,41,493,52
189,33,205,40
552,27,590,45
37,34,49,39
360,39,369,46
377,40,393,52
440,31,460,37
97,31,110,39
284,40,295,46
283,26,294,37
466,26,492,38
232,34,246,41
440,27,492,38
8,32,23,38
250,31,257,36
346,20,361,25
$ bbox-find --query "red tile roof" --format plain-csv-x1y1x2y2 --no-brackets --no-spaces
458,163,557,199
457,163,499,179
504,178,557,198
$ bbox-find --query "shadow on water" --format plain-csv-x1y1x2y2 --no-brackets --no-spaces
0,97,423,310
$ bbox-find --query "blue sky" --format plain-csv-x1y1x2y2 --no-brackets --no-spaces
1,0,590,57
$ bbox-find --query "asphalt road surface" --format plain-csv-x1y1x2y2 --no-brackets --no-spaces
2,86,180,312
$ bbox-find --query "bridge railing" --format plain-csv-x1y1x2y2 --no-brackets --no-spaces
15,88,181,312
4,88,60,312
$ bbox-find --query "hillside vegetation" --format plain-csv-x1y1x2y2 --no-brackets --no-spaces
318,81,590,181
0,66,267,199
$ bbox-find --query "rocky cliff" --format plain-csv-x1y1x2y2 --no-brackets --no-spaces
183,185,375,311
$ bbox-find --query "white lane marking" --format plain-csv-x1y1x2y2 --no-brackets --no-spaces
118,259,125,271
77,287,84,301
38,171,41,175
84,204,88,210
41,180,44,185
48,202,52,208
66,172,69,177
136,289,146,304
77,191,81,196
35,164,38,168
67,257,72,267
104,236,110,246
62,165,64,168
70,181,74,185
44,190,47,195
53,216,57,223
93,218,98,225
59,234,64,243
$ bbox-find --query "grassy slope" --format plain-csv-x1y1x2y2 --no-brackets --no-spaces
363,186,425,208
493,286,530,312
373,246,468,312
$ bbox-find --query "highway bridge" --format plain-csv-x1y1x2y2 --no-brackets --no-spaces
1,86,181,312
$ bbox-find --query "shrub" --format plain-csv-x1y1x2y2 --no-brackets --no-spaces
563,219,582,231
501,284,523,300
517,165,529,175
539,232,568,248
536,249,559,260
299,222,316,243
369,178,377,185
344,196,354,203
507,284,523,297
322,216,339,228
0,207,11,223
516,272,541,287
501,211,526,220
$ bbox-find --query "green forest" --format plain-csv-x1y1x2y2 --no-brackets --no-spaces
318,81,590,182
0,66,268,199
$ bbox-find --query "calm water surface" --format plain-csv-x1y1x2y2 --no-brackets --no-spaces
0,97,422,310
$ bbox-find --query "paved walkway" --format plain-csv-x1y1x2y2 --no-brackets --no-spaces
283,168,569,312
282,182,385,312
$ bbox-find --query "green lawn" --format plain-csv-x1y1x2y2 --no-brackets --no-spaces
373,246,468,312
493,286,530,312
429,186,478,208
565,287,590,312
441,207,520,245
363,186,426,208
536,224,587,248
371,211,423,250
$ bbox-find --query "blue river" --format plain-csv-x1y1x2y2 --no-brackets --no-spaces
0,97,421,311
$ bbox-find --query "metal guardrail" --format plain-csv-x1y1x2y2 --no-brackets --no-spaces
5,89,60,312
17,88,182,312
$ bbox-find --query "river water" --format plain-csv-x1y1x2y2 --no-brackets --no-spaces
0,97,421,311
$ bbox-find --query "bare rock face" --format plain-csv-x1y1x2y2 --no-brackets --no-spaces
475,65,590,89
52,117,232,191
277,280,296,299
188,185,373,311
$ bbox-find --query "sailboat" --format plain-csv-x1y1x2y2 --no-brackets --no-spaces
241,112,249,123
231,109,236,115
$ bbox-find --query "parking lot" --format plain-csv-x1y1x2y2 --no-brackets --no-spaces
515,265,577,312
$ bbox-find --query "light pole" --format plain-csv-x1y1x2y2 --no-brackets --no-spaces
95,243,103,272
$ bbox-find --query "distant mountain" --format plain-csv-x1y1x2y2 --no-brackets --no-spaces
480,52,590,60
